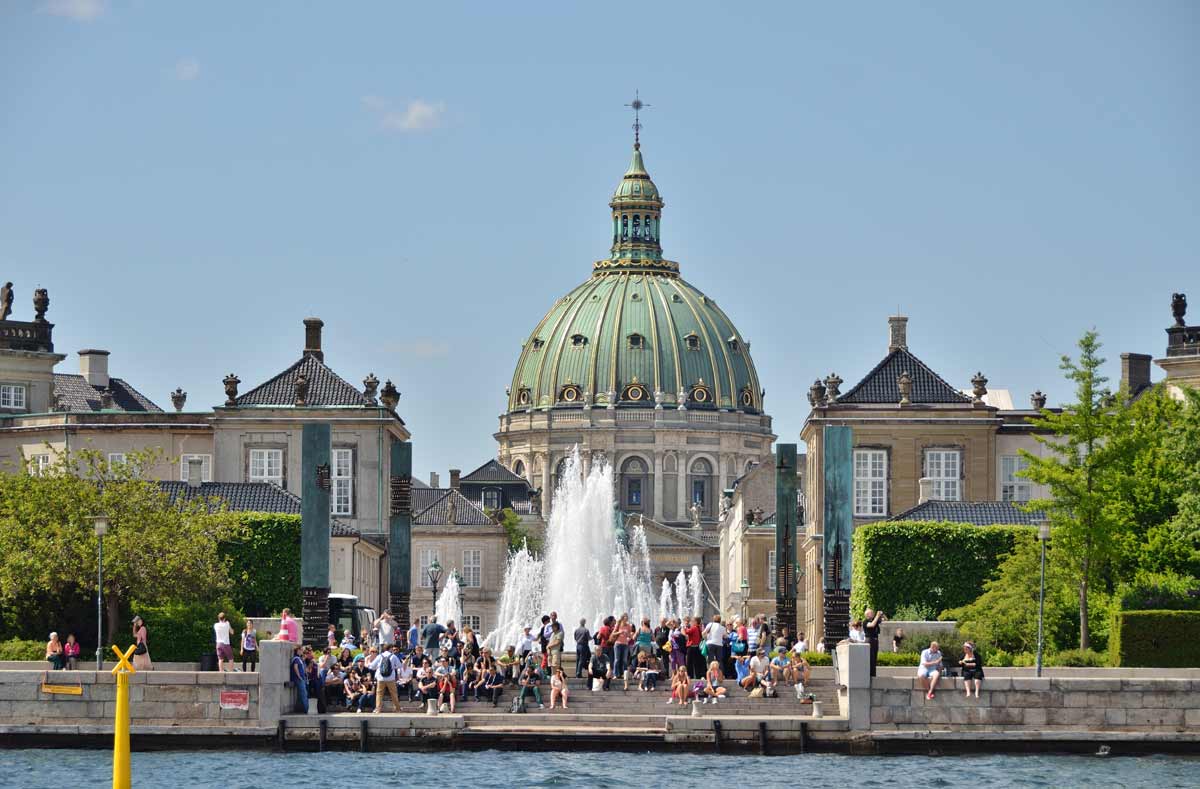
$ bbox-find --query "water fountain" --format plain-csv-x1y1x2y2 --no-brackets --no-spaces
486,448,704,650
435,572,462,629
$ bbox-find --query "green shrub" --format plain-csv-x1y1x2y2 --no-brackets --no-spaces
877,651,920,667
1011,652,1037,667
124,600,246,663
986,648,1012,667
1110,610,1200,667
1117,571,1200,612
0,637,45,661
220,514,301,617
851,522,1034,617
892,603,938,621
1045,648,1107,667
797,651,831,666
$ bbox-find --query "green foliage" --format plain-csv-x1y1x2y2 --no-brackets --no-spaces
1045,648,1107,667
0,638,45,661
495,508,543,554
796,651,831,666
1010,652,1037,667
124,600,246,663
986,648,1013,667
945,539,1086,655
891,603,938,621
1116,571,1200,612
220,513,301,617
1110,610,1200,668
876,651,920,667
851,521,1033,617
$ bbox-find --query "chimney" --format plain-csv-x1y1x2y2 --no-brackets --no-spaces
78,349,110,389
888,316,908,353
449,469,461,490
918,477,934,505
1120,352,1152,397
187,457,204,488
303,318,324,361
429,472,440,488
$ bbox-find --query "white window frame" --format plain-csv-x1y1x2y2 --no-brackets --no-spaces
0,384,27,409
462,548,482,588
332,448,354,516
419,548,440,588
1000,455,1032,502
249,448,283,486
768,549,777,591
853,449,887,516
29,453,51,476
925,449,962,502
108,453,127,468
461,614,481,632
482,488,501,511
180,454,213,483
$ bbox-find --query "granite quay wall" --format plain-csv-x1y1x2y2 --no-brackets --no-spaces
869,676,1200,731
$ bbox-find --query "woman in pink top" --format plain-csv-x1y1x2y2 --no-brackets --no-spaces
279,608,299,644
131,616,152,671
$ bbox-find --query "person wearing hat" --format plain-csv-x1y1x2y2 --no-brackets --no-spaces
517,625,534,662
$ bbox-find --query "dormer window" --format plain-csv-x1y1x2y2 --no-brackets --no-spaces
571,334,588,347
685,333,701,351
517,387,531,406
628,333,645,350
559,384,583,403
727,337,740,352
671,294,682,303
531,338,545,351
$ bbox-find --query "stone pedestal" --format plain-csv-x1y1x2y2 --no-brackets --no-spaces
836,640,871,730
257,639,296,723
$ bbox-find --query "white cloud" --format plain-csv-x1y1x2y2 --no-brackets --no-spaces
362,96,446,133
39,0,105,21
171,58,201,82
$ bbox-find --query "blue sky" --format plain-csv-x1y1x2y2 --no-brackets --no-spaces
2,1,1196,480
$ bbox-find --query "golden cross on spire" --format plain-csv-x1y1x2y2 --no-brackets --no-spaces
625,91,650,150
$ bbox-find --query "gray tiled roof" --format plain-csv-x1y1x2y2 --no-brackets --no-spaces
52,374,162,413
235,354,375,409
889,500,1043,525
158,481,300,513
461,459,527,484
838,349,971,405
412,488,493,526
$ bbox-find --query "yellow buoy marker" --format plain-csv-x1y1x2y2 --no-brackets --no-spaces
110,644,137,789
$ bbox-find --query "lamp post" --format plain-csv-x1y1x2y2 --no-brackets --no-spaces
92,515,109,671
427,559,443,619
1035,518,1050,678
740,578,750,622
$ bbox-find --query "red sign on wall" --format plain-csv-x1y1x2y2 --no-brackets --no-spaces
219,690,250,710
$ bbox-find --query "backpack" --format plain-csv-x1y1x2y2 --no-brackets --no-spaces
378,655,393,678
510,696,526,714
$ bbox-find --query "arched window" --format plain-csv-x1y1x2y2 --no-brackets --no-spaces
621,215,629,240
689,457,714,517
554,457,570,492
632,215,641,238
513,459,526,479
620,456,651,512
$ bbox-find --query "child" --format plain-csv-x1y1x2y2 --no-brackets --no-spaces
327,624,338,650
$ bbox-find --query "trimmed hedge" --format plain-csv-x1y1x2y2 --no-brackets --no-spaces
123,600,247,663
220,513,301,618
850,522,1034,618
1110,610,1200,667
0,638,45,661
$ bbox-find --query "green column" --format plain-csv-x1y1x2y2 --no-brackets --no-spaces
301,422,331,646
388,439,413,635
774,443,798,637
821,425,854,649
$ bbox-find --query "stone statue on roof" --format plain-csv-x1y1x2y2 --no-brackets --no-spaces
1173,293,1187,327
0,282,12,321
446,494,458,525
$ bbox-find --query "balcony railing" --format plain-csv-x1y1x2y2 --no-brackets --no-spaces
0,320,54,352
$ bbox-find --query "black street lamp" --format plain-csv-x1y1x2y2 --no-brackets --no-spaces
427,559,443,619
740,577,750,622
1036,518,1051,677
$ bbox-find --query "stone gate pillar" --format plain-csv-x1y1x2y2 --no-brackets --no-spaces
301,423,331,646
774,443,798,637
388,439,413,634
822,425,854,649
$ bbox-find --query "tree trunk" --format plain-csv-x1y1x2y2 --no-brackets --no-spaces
1078,558,1090,651
106,592,122,650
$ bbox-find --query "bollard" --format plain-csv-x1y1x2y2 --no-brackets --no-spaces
426,698,439,715
691,700,700,717
812,700,823,718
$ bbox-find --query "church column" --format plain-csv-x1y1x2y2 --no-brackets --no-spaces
653,451,665,522
539,452,551,516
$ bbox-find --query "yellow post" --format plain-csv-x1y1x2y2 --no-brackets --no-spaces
110,644,137,789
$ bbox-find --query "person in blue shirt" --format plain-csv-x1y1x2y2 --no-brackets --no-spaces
290,645,308,714
407,622,420,653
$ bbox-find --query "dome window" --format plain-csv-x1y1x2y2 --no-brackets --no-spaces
517,387,531,406
530,338,545,351
621,216,629,240
559,384,583,404
685,332,701,351
690,381,713,405
571,334,588,347
671,294,683,303
622,378,648,402
630,292,640,301
628,333,645,350
727,337,740,352
739,386,754,409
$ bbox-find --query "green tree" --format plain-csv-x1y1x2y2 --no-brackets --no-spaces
493,507,543,554
1157,387,1200,577
0,449,241,641
1021,331,1128,650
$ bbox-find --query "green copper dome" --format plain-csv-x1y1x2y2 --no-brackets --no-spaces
506,144,764,414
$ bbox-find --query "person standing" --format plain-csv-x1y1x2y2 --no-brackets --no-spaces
573,618,591,678
131,616,152,671
863,608,885,677
241,620,259,672
547,620,564,670
368,645,403,713
683,617,703,679
290,645,308,714
407,621,420,655
422,617,446,658
278,608,299,644
702,615,727,672
213,612,235,672
375,611,397,649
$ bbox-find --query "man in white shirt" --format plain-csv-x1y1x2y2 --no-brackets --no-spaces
517,626,535,660
793,634,808,654
213,612,235,672
375,611,397,647
702,615,727,669
749,649,770,681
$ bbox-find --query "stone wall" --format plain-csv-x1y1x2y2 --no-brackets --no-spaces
869,676,1200,731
